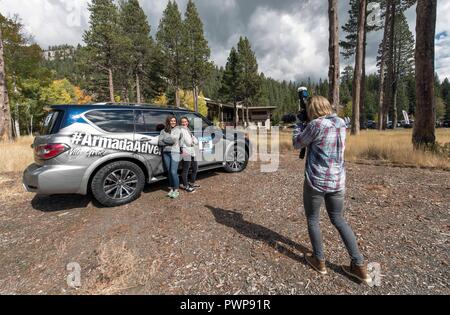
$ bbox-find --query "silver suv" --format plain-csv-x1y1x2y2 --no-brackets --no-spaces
23,104,250,207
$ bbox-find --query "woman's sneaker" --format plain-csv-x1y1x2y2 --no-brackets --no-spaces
166,190,174,197
190,183,200,189
170,191,180,199
305,254,327,275
185,185,196,193
342,262,372,285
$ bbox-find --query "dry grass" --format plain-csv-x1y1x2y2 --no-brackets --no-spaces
0,136,34,173
345,129,450,170
1,130,449,174
81,240,150,295
277,129,450,170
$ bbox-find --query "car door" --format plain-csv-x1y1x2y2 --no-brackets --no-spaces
134,110,173,178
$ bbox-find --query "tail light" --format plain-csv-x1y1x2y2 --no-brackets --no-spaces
35,143,70,160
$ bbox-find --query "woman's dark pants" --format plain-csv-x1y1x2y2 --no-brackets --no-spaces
303,181,365,266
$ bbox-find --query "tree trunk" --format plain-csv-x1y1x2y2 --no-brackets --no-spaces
0,27,12,142
393,87,398,128
377,0,392,130
246,103,250,126
360,29,367,129
328,0,340,109
234,98,238,128
351,0,367,136
108,67,115,103
175,87,180,108
136,73,141,103
193,85,199,112
392,33,400,130
413,0,437,148
13,75,20,137
360,3,368,130
383,0,396,130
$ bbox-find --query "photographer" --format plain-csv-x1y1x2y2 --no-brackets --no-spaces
293,96,371,284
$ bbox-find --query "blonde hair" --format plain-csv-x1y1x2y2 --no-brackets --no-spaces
307,96,333,120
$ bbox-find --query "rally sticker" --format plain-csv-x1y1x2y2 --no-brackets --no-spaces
70,132,161,156
198,136,213,153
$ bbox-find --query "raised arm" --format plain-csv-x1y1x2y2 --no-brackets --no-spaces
293,122,321,150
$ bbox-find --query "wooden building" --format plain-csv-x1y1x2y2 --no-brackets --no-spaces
205,98,276,127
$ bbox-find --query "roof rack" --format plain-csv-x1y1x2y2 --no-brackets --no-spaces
92,102,185,110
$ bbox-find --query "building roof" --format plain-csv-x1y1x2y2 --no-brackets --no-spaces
205,99,276,110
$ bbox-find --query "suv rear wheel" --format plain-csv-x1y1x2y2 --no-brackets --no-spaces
91,161,145,207
223,145,249,173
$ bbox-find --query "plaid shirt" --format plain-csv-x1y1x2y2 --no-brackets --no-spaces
293,114,347,193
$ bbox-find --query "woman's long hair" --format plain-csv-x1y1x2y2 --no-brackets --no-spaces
165,115,177,133
179,116,190,128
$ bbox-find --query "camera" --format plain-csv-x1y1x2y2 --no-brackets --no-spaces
296,87,309,160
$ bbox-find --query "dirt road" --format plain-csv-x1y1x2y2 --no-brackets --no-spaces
0,153,448,295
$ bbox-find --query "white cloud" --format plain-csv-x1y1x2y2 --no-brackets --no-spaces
0,0,448,81
248,4,328,81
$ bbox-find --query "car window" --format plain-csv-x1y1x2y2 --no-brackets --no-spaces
135,110,171,133
178,113,210,131
85,110,135,133
41,110,62,135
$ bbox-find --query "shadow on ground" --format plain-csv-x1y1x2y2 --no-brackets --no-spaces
205,205,360,284
31,171,222,212
31,194,93,212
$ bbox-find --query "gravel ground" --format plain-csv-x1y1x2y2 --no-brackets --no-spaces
0,153,449,295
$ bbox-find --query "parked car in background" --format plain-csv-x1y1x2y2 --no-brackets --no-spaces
366,120,377,129
443,120,450,128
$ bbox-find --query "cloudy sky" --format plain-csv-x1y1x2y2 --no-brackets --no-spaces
0,0,449,82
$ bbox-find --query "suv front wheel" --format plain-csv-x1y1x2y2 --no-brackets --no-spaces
91,161,145,207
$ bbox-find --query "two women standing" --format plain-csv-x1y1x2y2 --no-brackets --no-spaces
158,116,199,199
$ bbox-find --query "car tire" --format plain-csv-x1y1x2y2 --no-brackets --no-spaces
91,161,145,207
223,145,249,173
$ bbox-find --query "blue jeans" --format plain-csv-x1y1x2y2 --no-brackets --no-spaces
303,181,365,265
163,152,180,190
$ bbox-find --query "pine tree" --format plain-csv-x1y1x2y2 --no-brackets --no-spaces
203,65,223,100
119,0,153,103
377,0,393,129
379,0,417,129
220,47,241,127
236,37,261,125
351,0,367,135
413,0,437,148
405,74,416,115
83,0,125,102
341,0,378,128
390,12,415,127
156,1,184,107
0,25,12,141
340,0,359,60
441,78,450,120
328,0,340,109
183,0,212,112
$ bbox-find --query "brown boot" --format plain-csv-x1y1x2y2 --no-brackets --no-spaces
342,262,372,284
305,254,327,275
